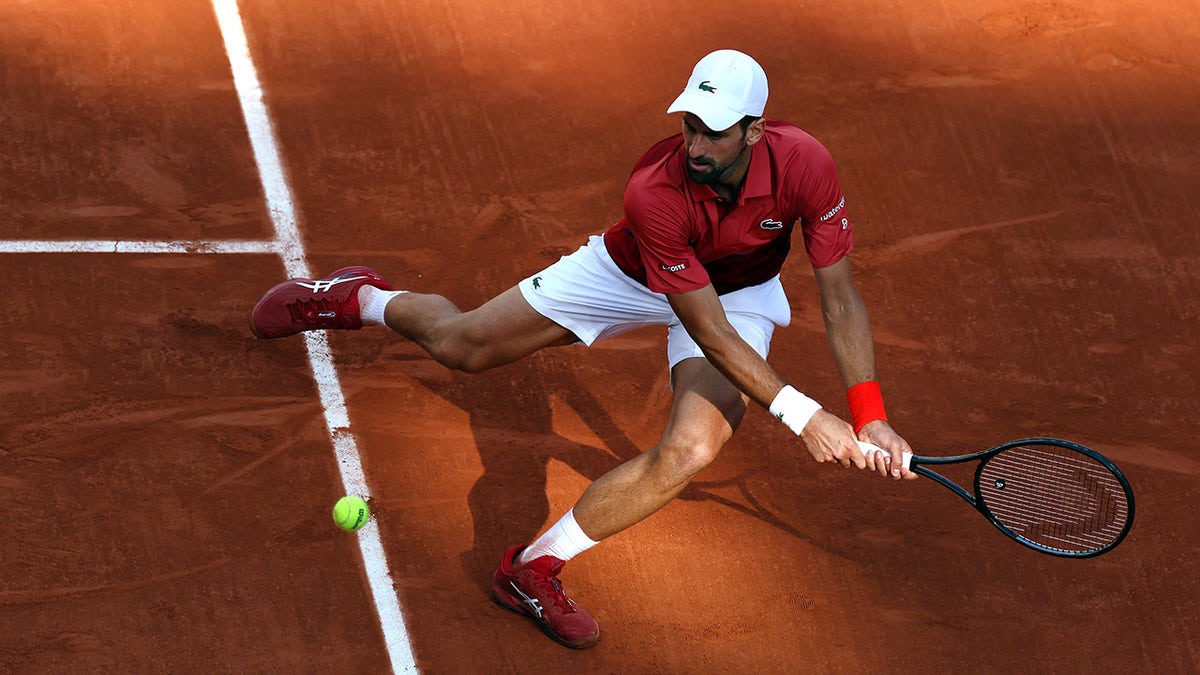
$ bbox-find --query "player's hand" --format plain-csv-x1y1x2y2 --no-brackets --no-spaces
857,420,917,480
799,410,868,469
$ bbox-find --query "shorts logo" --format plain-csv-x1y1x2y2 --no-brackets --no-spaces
661,262,687,273
698,80,717,93
760,218,784,230
819,196,846,222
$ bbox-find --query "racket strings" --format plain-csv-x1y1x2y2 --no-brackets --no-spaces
977,445,1130,553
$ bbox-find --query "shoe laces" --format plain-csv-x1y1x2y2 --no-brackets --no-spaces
533,572,579,613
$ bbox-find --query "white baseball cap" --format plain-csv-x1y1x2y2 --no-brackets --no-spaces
667,49,769,131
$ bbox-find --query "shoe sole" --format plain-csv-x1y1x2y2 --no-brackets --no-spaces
491,584,600,650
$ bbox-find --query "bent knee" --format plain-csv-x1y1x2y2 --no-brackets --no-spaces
653,438,726,484
431,343,495,374
425,318,532,374
423,326,498,373
454,352,495,374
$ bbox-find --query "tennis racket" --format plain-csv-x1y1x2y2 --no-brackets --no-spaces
858,438,1135,557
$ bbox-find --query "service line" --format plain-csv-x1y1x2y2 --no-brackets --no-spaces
0,239,277,254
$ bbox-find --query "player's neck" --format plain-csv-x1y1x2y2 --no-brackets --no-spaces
711,149,753,202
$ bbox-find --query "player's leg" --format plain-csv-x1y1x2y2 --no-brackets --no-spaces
250,265,577,371
567,356,747,539
491,356,746,648
491,279,786,648
555,285,785,540
371,285,577,373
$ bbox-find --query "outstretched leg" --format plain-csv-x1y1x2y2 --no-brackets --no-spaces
250,266,575,372
373,285,577,373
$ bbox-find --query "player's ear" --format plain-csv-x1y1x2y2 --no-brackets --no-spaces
744,117,766,146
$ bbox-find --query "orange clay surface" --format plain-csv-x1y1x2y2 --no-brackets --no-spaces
2,0,1198,671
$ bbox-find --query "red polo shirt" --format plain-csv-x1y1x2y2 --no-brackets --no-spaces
603,119,854,295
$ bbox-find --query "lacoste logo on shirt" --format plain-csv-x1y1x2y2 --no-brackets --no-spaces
661,262,687,272
760,218,784,230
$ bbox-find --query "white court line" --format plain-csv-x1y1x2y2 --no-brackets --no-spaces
209,1,417,673
1,4,418,670
0,239,277,254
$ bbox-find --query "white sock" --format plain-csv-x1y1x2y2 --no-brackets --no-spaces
518,509,600,566
358,286,407,327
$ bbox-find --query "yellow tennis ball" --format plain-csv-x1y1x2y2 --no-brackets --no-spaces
332,495,370,532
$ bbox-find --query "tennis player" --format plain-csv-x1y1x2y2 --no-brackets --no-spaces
251,49,915,649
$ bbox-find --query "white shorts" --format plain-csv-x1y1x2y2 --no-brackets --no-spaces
518,235,792,370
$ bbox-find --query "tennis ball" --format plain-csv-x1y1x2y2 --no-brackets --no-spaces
332,495,370,532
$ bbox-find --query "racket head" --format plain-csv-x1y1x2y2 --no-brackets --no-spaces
972,438,1135,557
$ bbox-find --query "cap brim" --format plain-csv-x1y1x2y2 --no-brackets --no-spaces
666,91,744,132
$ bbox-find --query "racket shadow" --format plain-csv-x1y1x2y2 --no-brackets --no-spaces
680,470,861,559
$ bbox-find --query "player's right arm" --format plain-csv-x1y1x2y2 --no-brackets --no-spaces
622,151,865,469
665,285,866,469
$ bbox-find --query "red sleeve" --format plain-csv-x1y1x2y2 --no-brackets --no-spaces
788,141,854,269
623,177,712,294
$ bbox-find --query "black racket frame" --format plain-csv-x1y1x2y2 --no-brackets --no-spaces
910,437,1136,558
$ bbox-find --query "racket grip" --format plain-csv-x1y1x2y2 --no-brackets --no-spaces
856,441,913,470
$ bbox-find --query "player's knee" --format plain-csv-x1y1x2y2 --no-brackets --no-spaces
655,437,724,484
423,326,488,373
454,353,494,374
432,345,486,373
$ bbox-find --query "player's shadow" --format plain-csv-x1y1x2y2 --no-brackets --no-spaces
405,349,642,592
406,347,843,595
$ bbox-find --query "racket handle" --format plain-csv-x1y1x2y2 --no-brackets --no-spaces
856,441,913,470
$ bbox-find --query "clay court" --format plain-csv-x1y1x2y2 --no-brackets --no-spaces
2,0,1198,672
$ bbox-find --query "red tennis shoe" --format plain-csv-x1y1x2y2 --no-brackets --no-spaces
250,266,393,339
491,545,600,649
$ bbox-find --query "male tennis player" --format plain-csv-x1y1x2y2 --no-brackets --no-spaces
251,49,915,649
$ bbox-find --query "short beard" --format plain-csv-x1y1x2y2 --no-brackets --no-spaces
686,144,749,185
685,160,723,184
685,127,750,185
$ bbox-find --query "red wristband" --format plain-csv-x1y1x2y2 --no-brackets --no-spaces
847,380,888,433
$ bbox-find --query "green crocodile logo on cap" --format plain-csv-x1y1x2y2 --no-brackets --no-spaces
698,80,717,93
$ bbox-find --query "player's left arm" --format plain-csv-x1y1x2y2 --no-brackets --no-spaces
812,256,916,479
